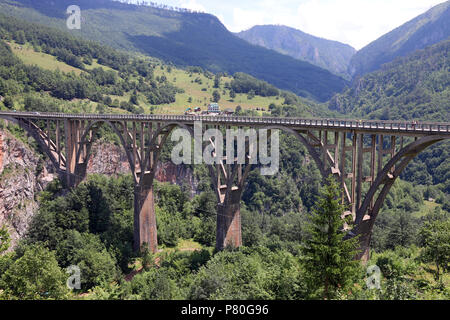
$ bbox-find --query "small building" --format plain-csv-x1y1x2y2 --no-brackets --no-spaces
207,103,220,114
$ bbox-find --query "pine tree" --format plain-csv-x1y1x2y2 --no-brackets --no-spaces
212,90,220,103
0,224,10,254
15,30,26,45
301,176,361,299
213,74,220,88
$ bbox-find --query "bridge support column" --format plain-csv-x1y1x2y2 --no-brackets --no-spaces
216,189,242,251
64,119,79,188
351,220,373,263
134,181,158,253
62,119,91,189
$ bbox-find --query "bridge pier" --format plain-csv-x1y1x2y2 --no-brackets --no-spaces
134,181,158,253
64,119,79,188
216,189,242,250
349,219,372,263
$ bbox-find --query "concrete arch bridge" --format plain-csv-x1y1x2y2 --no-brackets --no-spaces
1,111,448,261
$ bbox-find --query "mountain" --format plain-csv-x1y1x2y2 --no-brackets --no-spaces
348,1,450,77
0,12,324,118
236,25,356,79
0,0,349,102
330,39,450,121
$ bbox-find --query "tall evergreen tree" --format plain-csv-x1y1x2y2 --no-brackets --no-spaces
0,225,10,254
213,74,220,88
301,176,361,299
15,30,26,45
212,90,221,103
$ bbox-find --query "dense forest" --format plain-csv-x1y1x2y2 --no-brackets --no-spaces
0,171,448,299
330,40,450,121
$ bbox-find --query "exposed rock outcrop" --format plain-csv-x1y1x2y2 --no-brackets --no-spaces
0,128,56,250
0,136,198,250
87,141,130,175
88,141,199,196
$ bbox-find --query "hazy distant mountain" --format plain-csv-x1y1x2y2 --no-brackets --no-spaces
0,0,349,102
237,25,356,79
348,1,450,77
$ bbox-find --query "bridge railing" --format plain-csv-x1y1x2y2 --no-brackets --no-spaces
0,111,449,133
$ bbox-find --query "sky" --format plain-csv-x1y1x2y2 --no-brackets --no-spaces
123,0,446,50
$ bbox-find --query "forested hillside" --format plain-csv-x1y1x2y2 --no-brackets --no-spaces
0,0,349,102
0,14,324,117
348,1,450,77
330,40,450,121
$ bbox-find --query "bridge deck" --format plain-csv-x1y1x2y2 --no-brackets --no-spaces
0,111,449,136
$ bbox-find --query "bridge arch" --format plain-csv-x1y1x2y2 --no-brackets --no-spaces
2,116,66,174
351,135,447,260
261,125,327,178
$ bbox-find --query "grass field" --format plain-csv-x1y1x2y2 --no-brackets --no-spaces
413,200,441,218
8,41,85,75
84,59,117,73
151,66,280,115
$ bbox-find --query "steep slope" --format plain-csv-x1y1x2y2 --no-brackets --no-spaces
236,25,356,79
0,127,56,249
330,39,450,121
348,1,450,77
0,0,348,102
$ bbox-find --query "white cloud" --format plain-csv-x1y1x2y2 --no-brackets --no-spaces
177,0,206,12
232,7,267,32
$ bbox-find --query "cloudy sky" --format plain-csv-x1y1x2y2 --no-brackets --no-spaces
125,0,446,50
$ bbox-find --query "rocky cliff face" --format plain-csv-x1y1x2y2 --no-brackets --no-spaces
87,141,198,196
0,136,198,249
87,141,130,175
0,128,56,250
236,25,356,78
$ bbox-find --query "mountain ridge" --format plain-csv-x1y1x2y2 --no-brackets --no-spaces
348,1,450,77
236,24,356,79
